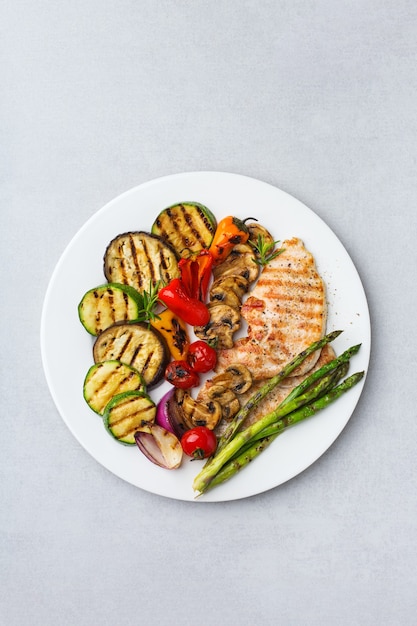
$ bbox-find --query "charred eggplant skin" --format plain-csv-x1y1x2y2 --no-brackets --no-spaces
103,231,179,294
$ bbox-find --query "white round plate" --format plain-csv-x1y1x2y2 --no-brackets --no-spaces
41,171,370,502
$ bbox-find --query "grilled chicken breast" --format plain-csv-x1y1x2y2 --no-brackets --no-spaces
215,237,327,380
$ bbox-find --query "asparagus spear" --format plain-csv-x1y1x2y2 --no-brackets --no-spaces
272,344,360,407
235,361,350,453
205,371,364,493
216,330,343,452
208,436,278,491
193,347,363,495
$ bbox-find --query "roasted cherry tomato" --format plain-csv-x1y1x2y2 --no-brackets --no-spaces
187,340,217,373
180,426,218,459
165,360,200,389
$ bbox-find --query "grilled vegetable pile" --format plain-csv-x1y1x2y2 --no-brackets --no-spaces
78,201,219,451
77,200,365,494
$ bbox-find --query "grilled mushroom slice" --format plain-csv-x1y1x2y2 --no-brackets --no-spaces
212,243,259,283
209,286,242,309
209,274,249,308
194,303,241,349
211,363,253,395
180,392,222,430
210,274,249,301
202,384,240,421
166,388,195,439
247,222,275,249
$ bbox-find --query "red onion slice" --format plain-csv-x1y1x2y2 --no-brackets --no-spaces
134,425,183,470
155,389,175,434
166,389,193,440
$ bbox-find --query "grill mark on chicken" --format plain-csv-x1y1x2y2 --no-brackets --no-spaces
215,238,327,380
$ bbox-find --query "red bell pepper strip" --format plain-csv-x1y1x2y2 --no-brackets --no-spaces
178,250,213,302
158,278,210,327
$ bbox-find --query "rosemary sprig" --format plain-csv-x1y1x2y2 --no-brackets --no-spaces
137,280,163,325
249,234,285,267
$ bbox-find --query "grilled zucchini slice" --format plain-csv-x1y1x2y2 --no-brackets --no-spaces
151,202,217,256
103,231,179,293
93,322,169,388
103,390,156,445
78,283,142,336
83,360,145,415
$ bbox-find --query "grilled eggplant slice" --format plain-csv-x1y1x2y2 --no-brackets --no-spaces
83,360,145,415
78,283,142,336
103,390,156,445
151,202,217,256
103,231,179,293
93,322,169,388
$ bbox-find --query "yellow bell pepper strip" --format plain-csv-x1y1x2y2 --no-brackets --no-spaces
151,308,190,361
208,216,254,265
178,250,213,302
158,278,210,327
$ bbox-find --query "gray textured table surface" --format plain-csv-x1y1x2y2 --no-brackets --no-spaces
2,2,417,625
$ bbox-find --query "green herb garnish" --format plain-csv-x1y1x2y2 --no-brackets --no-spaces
249,235,285,267
137,281,163,325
